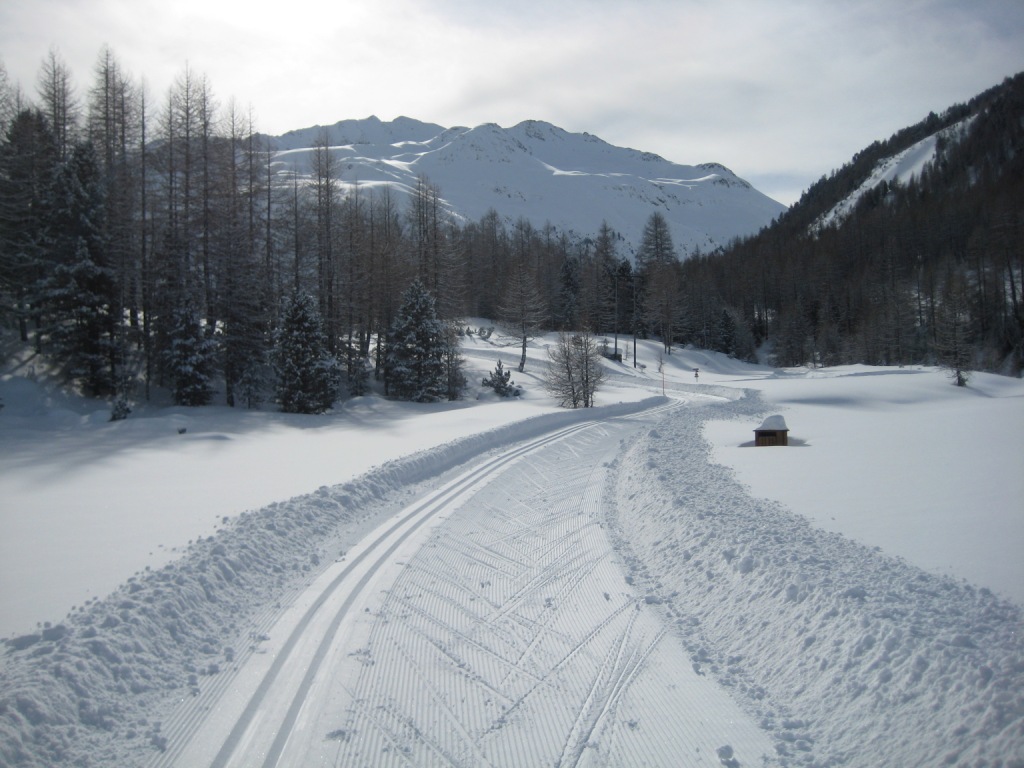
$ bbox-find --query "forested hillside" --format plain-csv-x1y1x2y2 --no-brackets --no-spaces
0,47,714,411
681,73,1024,376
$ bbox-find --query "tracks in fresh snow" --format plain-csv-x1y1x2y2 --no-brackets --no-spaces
150,414,616,767
152,397,775,767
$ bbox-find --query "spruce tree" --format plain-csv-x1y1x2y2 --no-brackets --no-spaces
0,110,59,343
385,279,447,402
716,307,737,356
41,142,118,395
164,300,215,405
482,359,518,397
274,291,339,413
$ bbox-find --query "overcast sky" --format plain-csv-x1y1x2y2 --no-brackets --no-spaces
2,0,1023,205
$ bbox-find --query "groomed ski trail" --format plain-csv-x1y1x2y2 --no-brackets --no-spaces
159,397,775,767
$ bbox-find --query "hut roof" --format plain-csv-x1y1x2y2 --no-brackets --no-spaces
756,414,789,432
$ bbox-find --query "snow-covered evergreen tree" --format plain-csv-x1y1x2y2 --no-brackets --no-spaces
385,279,447,402
45,238,114,393
41,142,118,396
274,292,339,413
164,301,215,406
346,355,371,397
0,109,59,344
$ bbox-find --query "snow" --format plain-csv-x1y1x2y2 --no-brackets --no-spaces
702,364,1024,607
0,354,566,639
1,332,1022,766
755,414,788,431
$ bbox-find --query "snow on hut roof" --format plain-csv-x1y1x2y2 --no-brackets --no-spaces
756,415,788,431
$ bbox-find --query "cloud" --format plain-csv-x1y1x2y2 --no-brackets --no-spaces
2,0,1022,205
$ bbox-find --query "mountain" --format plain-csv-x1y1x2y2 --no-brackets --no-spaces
764,72,1023,239
265,117,786,255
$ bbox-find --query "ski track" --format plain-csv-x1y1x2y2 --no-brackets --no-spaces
170,418,609,768
298,407,776,767
0,400,655,767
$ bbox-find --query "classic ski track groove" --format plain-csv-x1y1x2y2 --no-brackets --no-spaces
252,421,598,768
148,575,315,768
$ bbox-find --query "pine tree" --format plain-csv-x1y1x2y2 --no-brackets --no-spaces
0,109,59,343
164,300,215,405
482,359,519,397
274,291,339,413
41,142,118,395
385,279,447,402
716,307,737,356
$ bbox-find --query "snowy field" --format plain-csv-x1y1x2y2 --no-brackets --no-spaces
1,330,1022,766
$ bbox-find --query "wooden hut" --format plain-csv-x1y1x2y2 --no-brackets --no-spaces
754,414,789,446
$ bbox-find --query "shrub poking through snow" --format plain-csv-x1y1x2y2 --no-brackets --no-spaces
109,396,131,421
482,359,520,397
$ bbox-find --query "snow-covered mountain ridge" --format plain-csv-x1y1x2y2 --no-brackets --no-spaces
812,115,977,231
266,116,787,255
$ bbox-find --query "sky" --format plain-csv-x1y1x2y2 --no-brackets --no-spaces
2,0,1023,206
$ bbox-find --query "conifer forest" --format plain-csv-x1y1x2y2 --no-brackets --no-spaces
1,49,1021,414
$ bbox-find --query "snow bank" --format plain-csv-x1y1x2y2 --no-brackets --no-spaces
606,394,1024,766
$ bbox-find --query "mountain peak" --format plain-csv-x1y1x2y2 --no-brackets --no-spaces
272,116,447,151
269,118,785,254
